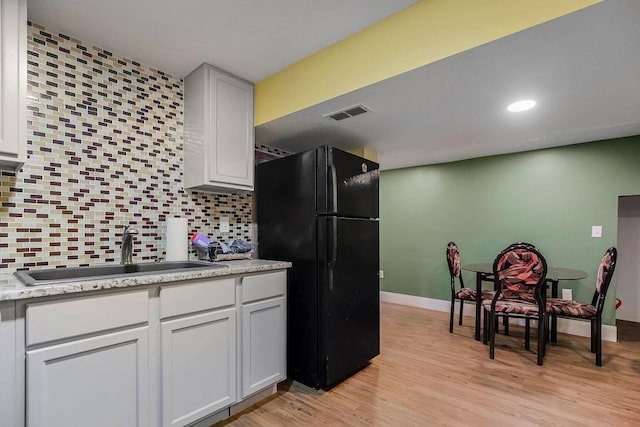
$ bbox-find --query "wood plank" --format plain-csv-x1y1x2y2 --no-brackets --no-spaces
216,302,640,426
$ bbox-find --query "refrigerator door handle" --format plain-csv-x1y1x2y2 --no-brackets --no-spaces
328,216,338,291
327,152,338,214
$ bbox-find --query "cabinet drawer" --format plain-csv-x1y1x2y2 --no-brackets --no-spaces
241,271,286,303
26,290,148,346
160,278,235,319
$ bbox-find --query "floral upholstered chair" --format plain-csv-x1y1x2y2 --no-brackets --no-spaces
483,243,548,365
447,242,494,333
546,247,617,366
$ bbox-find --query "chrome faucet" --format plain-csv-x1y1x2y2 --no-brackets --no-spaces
121,225,139,265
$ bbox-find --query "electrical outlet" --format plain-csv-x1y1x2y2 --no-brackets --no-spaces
379,270,384,279
220,217,230,233
562,289,572,301
591,225,602,238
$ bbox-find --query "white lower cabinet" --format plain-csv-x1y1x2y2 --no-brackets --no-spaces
26,327,149,427
161,308,236,427
13,269,287,427
241,297,286,397
0,302,18,426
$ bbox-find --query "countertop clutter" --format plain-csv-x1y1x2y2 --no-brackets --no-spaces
0,259,291,302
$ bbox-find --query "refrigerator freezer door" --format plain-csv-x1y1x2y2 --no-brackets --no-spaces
318,216,380,388
256,150,316,227
317,147,379,218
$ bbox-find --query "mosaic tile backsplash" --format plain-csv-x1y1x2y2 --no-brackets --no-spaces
0,23,259,272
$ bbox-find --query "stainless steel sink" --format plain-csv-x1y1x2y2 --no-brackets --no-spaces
14,261,228,286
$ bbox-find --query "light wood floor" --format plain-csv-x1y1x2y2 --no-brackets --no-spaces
217,302,640,426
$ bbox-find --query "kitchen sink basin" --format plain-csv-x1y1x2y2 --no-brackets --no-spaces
14,261,228,286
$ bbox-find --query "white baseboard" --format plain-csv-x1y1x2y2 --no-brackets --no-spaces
380,291,452,312
380,291,617,342
555,317,617,342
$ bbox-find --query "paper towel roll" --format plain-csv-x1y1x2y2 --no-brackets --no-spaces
165,217,188,261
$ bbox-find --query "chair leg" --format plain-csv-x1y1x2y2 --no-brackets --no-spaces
459,299,464,325
590,318,596,352
525,318,530,350
483,308,488,345
449,299,455,333
489,312,496,359
595,317,602,366
537,316,544,366
551,313,558,343
503,316,509,336
543,314,549,356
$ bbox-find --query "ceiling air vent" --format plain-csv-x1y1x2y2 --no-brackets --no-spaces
327,111,350,121
323,104,371,121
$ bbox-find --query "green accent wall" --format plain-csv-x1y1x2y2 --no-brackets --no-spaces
380,136,640,325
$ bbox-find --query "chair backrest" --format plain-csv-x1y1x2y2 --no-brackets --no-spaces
591,247,617,313
492,243,547,304
515,242,537,250
446,241,464,287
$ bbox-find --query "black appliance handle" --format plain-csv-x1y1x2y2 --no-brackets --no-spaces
327,149,338,215
328,216,337,291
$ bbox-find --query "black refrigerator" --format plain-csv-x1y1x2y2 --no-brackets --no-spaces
256,145,380,390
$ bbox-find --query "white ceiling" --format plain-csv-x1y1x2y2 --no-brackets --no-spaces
27,0,640,171
27,0,417,81
256,0,640,169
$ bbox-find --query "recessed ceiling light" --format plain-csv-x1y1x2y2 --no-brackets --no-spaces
507,99,536,112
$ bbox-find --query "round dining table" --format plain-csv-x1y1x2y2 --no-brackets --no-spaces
462,263,588,342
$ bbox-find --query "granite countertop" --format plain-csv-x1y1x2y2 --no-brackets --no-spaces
0,259,291,302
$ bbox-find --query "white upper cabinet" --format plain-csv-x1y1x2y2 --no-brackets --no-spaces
0,0,27,171
184,63,254,193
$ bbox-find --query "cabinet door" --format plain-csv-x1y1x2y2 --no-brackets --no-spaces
0,0,27,169
208,69,254,188
0,303,17,426
241,296,286,397
161,308,236,427
26,327,149,427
